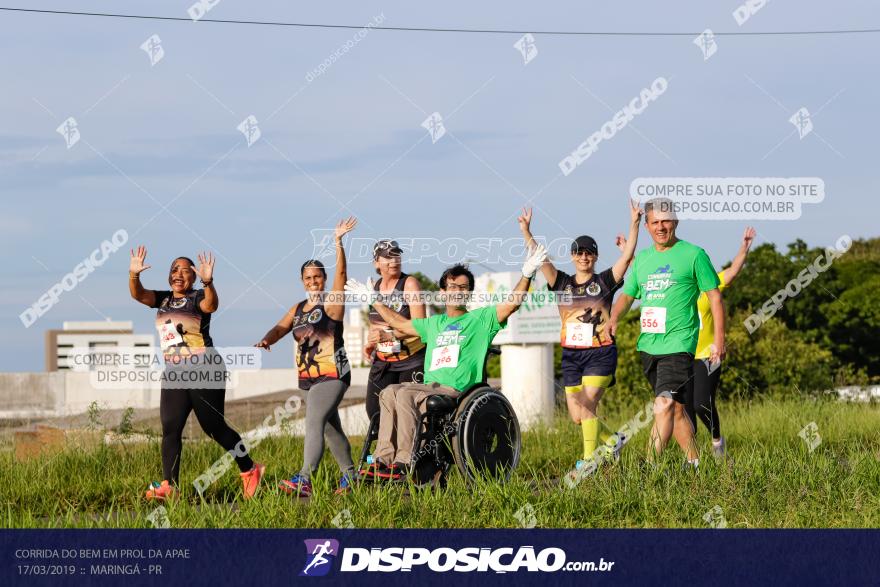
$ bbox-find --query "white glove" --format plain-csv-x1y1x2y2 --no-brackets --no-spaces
521,244,548,278
344,278,375,304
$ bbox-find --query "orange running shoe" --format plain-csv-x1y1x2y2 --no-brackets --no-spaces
240,462,266,499
145,480,177,502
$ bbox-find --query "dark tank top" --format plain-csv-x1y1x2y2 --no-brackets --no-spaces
291,300,351,390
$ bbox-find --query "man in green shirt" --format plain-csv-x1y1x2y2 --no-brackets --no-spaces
609,198,724,465
346,244,547,478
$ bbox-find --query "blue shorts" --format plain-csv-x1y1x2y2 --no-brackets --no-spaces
561,345,618,388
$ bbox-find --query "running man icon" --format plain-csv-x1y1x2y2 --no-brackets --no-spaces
300,539,340,577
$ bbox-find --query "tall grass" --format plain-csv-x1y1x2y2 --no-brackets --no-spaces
2,398,878,528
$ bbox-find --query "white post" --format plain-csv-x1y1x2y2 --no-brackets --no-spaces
500,343,555,430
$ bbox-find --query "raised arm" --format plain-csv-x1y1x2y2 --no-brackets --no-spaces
326,216,357,321
518,207,557,286
611,200,643,283
195,251,218,313
255,306,297,351
128,245,155,307
403,275,426,319
346,278,419,338
721,227,756,286
496,244,548,323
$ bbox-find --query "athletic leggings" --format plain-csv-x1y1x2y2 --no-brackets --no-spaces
687,359,722,439
299,379,354,481
160,385,253,485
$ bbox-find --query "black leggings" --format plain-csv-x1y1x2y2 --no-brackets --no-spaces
160,386,253,485
365,360,424,420
686,359,722,440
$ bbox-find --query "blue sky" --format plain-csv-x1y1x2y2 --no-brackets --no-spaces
1,1,878,371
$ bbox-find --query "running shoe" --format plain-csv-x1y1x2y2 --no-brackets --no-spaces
240,462,265,499
376,462,406,481
358,460,383,481
334,472,356,495
712,437,726,458
279,474,312,497
144,480,176,502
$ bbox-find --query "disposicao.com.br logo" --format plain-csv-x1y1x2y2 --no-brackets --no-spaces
301,539,339,577
300,540,614,575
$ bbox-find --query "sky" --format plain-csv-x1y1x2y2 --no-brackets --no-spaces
1,1,878,371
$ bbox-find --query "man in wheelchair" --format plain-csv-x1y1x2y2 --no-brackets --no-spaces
345,244,547,482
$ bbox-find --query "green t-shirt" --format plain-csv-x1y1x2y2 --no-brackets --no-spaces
412,305,506,392
622,239,720,355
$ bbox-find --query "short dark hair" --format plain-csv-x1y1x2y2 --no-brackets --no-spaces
300,259,327,278
439,263,474,291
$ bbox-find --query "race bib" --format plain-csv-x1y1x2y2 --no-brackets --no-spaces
158,321,183,350
377,329,401,354
377,339,402,354
565,322,594,347
429,344,460,371
640,307,667,334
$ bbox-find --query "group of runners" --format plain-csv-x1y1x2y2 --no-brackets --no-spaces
129,198,754,500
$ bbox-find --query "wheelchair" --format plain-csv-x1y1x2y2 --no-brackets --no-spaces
357,347,521,488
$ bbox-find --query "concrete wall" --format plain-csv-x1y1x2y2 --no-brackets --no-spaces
0,367,374,419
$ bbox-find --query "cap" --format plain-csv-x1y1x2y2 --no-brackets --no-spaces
373,239,402,259
571,235,598,256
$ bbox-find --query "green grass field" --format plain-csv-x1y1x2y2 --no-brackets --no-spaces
2,398,878,529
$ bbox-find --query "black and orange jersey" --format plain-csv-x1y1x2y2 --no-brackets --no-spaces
153,290,212,360
549,268,622,349
292,301,351,390
367,274,426,369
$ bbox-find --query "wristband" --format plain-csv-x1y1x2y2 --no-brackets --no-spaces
201,279,213,286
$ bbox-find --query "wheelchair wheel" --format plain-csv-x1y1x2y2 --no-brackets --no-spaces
452,389,521,484
410,444,452,489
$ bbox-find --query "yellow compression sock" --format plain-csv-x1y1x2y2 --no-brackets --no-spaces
581,418,599,460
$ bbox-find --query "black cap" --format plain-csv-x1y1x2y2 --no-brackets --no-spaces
571,235,598,256
373,239,402,259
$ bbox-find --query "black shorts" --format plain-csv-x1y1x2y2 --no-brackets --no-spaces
640,352,694,404
561,345,618,388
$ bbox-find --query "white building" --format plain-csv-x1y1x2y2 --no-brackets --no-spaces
45,320,155,371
